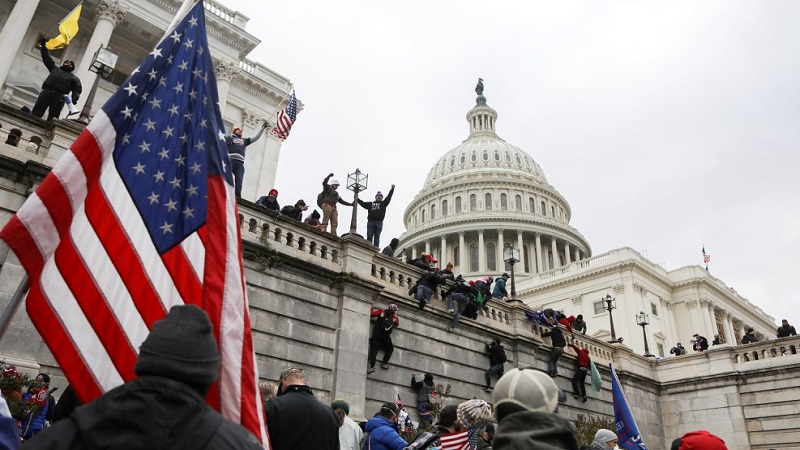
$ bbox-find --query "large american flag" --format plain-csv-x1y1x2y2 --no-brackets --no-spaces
271,90,297,140
0,1,268,445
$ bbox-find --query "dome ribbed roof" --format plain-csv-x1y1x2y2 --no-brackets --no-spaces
422,94,548,189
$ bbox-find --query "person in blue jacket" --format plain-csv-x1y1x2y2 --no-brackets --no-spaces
364,403,408,450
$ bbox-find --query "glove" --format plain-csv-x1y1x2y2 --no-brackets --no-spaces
261,120,269,129
39,38,47,48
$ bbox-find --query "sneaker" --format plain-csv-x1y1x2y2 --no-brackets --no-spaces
482,387,493,392
418,299,426,310
448,327,455,332
380,363,390,369
571,394,580,400
367,367,375,374
448,309,455,313
582,396,588,403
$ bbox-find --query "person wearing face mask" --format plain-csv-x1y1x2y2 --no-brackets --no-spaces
587,429,618,450
364,402,408,450
31,38,82,121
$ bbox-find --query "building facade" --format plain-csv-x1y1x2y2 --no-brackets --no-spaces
399,89,776,357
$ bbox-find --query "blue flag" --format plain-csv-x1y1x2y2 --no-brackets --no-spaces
610,364,648,450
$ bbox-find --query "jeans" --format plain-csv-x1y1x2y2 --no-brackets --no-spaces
368,335,394,367
230,160,245,198
321,203,338,235
418,401,432,424
548,347,564,375
366,220,383,247
416,285,433,305
31,88,66,121
485,363,504,388
449,293,469,329
572,366,588,397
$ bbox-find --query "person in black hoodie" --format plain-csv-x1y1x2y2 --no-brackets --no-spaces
542,325,566,378
410,373,436,426
280,199,308,221
25,305,263,450
414,268,445,310
357,185,395,248
492,368,577,450
483,339,507,392
368,304,400,374
31,38,82,121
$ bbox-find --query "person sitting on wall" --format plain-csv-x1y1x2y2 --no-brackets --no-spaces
741,328,759,344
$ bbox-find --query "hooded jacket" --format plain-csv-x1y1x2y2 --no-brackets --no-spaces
493,410,578,450
265,384,340,450
39,45,81,100
21,376,262,450
364,416,407,450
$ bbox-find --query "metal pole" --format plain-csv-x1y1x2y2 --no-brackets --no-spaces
642,324,652,356
607,299,617,342
77,71,101,124
348,188,360,235
509,260,517,298
0,274,30,341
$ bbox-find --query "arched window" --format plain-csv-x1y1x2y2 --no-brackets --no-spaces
540,201,546,215
516,155,522,164
453,245,460,266
548,251,554,270
471,152,477,162
421,209,426,222
450,157,455,167
483,151,489,161
485,193,492,210
551,206,555,217
470,194,477,211
455,196,462,213
505,152,511,162
469,244,479,272
494,151,500,161
442,199,448,217
486,243,496,271
460,153,466,164
431,204,436,220
500,193,508,210
529,197,535,212
515,195,522,210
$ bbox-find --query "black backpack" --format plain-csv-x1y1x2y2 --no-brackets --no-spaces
498,348,507,363
316,191,325,207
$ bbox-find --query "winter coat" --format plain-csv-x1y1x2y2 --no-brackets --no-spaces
567,344,591,368
39,45,81,100
418,271,445,290
265,384,340,450
21,376,263,450
256,196,280,211
487,343,506,366
493,410,578,450
364,416,407,450
371,308,399,338
357,186,394,222
542,326,566,348
411,376,435,403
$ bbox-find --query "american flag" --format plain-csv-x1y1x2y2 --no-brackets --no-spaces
271,90,297,140
439,430,470,450
0,1,268,445
702,246,711,264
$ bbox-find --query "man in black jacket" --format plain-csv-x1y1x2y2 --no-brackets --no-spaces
266,367,340,450
483,339,506,392
23,305,263,449
542,325,566,378
357,185,394,248
32,38,82,121
368,304,400,373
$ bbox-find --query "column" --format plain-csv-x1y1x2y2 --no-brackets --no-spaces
535,233,543,273
478,229,485,272
73,0,127,112
440,236,447,266
458,232,465,274
497,230,504,271
517,232,524,274
724,313,736,345
564,242,571,265
550,237,559,269
411,247,417,259
0,0,41,87
699,299,714,337
424,240,430,255
574,248,581,262
214,60,241,113
707,302,719,337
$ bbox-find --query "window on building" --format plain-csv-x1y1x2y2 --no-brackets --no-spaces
431,204,436,220
442,200,448,217
540,201,546,215
505,152,511,162
551,206,555,217
487,243,496,271
500,193,508,210
450,157,455,167
470,194,477,211
515,195,522,210
453,245,460,266
469,244,479,272
483,151,489,161
593,301,606,315
460,153,466,164
494,151,500,161
455,196,462,213
651,302,658,316
485,193,492,210
471,152,477,162
529,197,535,212
421,209,426,222
656,343,665,358
548,251,554,270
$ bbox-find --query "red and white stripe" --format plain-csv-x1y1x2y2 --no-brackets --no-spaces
439,430,470,450
0,110,268,446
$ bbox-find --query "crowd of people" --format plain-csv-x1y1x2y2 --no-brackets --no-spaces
667,319,796,357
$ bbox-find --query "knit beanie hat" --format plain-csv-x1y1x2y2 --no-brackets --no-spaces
134,305,220,387
268,189,278,197
594,429,618,443
672,430,728,450
493,368,560,420
331,398,350,415
376,191,383,197
439,404,459,427
457,399,492,428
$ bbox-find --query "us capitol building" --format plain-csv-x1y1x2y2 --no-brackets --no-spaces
399,85,776,357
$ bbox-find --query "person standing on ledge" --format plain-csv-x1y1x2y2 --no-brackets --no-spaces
225,121,268,198
357,185,395,248
319,173,353,236
31,38,82,121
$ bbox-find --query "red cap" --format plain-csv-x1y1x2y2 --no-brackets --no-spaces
676,431,728,450
232,127,242,135
268,189,278,197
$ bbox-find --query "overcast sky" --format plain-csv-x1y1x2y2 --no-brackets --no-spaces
222,0,799,329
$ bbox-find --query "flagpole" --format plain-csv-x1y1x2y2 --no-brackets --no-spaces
266,86,294,125
44,2,83,39
0,274,30,341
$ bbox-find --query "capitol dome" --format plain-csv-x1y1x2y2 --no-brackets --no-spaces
399,85,591,278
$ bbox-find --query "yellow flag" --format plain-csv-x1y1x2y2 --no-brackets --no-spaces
46,4,82,50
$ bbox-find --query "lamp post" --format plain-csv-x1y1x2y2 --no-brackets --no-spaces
345,168,368,237
502,244,519,301
636,311,654,357
77,44,119,124
603,294,620,343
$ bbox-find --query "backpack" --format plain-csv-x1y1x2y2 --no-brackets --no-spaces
317,191,324,207
498,348,507,363
359,431,371,450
